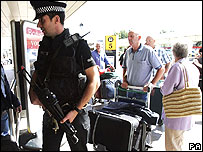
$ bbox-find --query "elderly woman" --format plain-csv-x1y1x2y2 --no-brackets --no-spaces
160,42,200,151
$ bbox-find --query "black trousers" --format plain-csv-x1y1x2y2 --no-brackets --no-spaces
42,109,90,151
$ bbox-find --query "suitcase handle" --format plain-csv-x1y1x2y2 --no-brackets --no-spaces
117,86,146,94
128,85,143,90
128,85,150,93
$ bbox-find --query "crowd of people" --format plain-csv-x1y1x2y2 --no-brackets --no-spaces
1,1,202,151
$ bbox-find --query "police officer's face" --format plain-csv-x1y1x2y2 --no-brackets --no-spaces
37,15,56,38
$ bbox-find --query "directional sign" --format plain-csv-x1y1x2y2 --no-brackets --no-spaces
105,35,116,50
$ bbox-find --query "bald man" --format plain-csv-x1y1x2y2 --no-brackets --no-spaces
145,36,171,79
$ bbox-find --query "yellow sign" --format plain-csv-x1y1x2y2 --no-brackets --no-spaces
105,35,116,50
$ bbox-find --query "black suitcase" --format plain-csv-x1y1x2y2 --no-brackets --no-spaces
150,88,163,125
88,109,150,151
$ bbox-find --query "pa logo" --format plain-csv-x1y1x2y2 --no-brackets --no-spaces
189,143,201,150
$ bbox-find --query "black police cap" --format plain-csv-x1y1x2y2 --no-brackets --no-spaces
30,1,67,21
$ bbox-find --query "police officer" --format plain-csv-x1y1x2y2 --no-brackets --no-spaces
29,1,100,151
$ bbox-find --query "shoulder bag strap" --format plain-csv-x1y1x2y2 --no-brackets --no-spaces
179,63,189,88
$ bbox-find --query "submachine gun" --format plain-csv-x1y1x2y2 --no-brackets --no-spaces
18,32,91,144
19,66,79,144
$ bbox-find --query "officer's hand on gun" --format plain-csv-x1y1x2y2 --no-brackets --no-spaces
60,109,78,124
20,66,79,144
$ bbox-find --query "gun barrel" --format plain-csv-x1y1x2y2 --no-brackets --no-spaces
82,31,90,38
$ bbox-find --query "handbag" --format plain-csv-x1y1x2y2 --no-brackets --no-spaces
162,63,202,118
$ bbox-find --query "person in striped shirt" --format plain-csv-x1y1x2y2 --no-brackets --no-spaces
145,35,171,80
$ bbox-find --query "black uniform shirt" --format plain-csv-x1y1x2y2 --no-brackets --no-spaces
34,28,96,75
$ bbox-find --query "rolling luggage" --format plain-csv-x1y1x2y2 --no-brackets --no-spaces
88,100,158,151
100,77,120,99
88,109,150,151
89,84,158,151
150,87,163,125
95,72,121,100
113,84,155,149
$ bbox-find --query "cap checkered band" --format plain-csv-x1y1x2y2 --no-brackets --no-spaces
36,6,65,14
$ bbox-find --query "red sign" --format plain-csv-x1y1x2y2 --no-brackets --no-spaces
26,27,43,49
27,37,42,49
26,27,43,36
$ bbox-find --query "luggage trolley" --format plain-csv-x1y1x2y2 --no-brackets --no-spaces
115,82,164,126
113,83,159,149
88,83,158,151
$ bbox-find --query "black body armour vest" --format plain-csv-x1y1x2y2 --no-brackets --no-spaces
35,29,87,107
